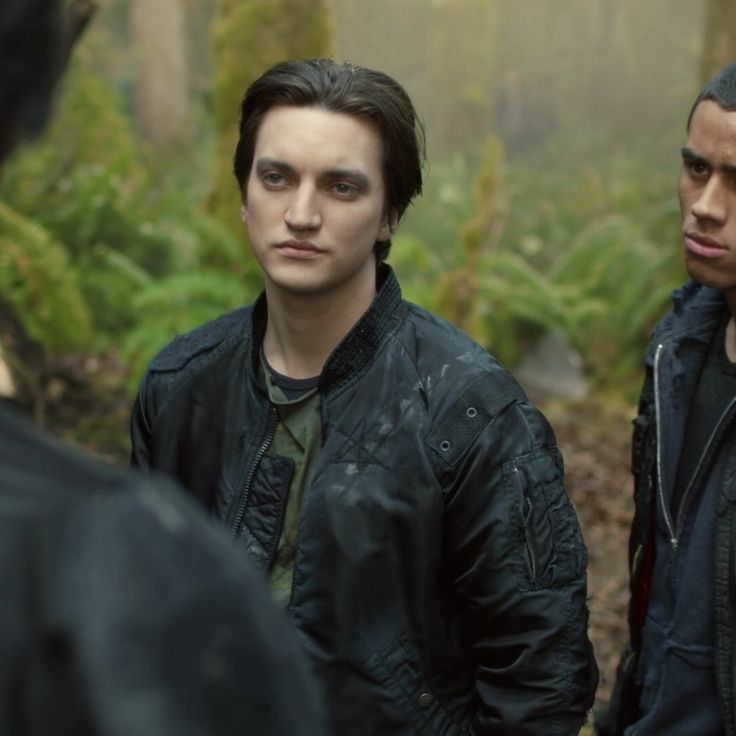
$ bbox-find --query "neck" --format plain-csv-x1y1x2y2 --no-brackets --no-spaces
262,276,377,379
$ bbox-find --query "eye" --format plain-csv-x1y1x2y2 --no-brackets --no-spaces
262,171,286,187
330,182,360,199
686,160,710,179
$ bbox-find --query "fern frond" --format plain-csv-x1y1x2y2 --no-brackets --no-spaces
0,201,91,352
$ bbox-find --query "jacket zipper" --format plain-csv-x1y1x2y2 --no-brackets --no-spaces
230,406,279,538
514,461,537,584
674,395,736,541
655,341,736,550
654,343,678,549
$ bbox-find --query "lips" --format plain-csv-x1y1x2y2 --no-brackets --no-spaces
684,232,728,259
275,240,325,258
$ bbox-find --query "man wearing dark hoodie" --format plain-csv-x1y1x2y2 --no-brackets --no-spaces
599,62,736,735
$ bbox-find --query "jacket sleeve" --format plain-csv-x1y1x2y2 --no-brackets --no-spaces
440,396,597,735
130,371,154,471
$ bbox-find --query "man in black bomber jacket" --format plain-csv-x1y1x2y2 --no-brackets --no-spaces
131,58,598,735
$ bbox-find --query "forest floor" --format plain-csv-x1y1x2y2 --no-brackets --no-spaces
40,356,634,710
542,398,634,708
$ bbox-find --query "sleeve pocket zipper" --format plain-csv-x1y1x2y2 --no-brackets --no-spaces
514,461,538,585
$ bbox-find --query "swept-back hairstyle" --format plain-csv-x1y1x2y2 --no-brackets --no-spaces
687,62,736,129
233,58,426,261
0,0,66,163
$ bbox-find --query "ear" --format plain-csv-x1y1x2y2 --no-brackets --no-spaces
378,208,399,241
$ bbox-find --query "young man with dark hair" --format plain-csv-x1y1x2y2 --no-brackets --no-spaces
132,58,597,735
0,3,325,734
599,62,736,735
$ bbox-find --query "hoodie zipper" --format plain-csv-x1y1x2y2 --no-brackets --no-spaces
654,341,736,551
653,343,677,549
674,395,736,540
230,406,279,538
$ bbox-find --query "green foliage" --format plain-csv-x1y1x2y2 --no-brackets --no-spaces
548,216,676,387
396,132,685,396
1,43,263,356
0,202,91,352
123,269,255,388
471,216,674,387
0,0,695,429
0,57,179,273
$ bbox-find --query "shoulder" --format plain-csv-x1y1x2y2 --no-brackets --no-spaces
401,300,527,404
648,280,725,355
398,302,552,468
0,404,136,512
401,301,502,374
136,305,254,419
148,305,253,374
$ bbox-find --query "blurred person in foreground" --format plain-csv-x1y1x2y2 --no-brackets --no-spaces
597,62,736,735
0,2,325,734
131,57,598,735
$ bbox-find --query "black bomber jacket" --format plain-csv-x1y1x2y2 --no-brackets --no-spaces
131,265,598,735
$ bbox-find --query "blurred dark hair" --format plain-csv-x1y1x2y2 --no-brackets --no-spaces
0,0,67,163
687,61,736,129
233,58,425,261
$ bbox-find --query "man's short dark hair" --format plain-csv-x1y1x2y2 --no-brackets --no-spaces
0,0,66,163
233,58,426,262
687,62,736,130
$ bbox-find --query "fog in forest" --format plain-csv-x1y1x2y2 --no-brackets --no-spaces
334,1,702,161
97,0,709,168
0,0,729,419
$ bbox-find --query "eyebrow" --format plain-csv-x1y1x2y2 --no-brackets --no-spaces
254,158,297,177
682,146,736,177
254,157,372,189
322,168,371,189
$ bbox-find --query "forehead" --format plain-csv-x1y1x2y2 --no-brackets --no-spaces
252,105,384,173
687,99,736,163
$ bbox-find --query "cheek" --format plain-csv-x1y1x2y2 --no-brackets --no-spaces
678,180,691,219
353,203,390,237
242,190,272,231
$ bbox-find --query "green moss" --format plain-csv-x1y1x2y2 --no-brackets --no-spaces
208,0,334,243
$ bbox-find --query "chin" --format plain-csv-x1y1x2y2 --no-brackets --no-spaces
269,274,330,295
686,261,736,293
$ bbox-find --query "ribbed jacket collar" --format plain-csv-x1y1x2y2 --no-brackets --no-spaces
248,264,406,395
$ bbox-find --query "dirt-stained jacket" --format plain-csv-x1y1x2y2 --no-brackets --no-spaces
131,264,598,736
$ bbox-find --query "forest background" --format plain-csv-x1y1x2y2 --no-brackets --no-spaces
2,0,735,711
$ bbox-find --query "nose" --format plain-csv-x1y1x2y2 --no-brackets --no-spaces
284,185,321,231
691,175,727,225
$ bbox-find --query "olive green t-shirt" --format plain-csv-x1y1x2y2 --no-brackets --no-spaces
262,359,322,607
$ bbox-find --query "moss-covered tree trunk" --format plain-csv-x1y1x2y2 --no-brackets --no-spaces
208,0,333,244
130,0,192,148
701,0,736,85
